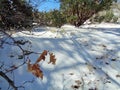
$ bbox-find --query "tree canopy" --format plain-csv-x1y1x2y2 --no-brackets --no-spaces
0,0,117,29
59,0,117,26
0,0,33,30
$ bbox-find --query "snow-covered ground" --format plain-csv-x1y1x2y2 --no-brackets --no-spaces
0,23,120,90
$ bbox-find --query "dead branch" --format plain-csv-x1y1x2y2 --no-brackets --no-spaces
5,61,26,73
0,71,17,90
0,30,41,55
0,29,24,52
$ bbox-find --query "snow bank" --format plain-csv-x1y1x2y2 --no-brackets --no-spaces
0,23,120,90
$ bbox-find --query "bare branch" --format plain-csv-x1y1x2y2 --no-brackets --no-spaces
0,71,17,90
5,61,26,73
0,30,24,52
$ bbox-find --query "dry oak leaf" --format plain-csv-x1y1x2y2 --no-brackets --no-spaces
36,50,48,63
48,53,56,65
27,60,43,79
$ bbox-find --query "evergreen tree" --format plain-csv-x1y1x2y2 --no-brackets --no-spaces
0,0,33,30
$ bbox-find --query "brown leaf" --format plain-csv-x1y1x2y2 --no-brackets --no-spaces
27,60,43,79
35,50,48,64
48,53,56,65
27,51,56,79
31,64,43,79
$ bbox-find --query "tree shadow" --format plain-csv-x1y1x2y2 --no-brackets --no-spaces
1,26,120,90
71,27,120,88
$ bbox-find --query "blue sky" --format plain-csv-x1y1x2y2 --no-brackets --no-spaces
31,0,120,12
37,0,60,12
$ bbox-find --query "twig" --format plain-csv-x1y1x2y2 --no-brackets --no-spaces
5,61,26,73
0,30,41,55
0,30,24,52
22,78,35,85
81,77,84,90
0,71,17,90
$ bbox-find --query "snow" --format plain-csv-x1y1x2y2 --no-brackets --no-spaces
0,23,120,90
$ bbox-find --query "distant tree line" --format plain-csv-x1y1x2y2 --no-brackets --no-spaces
37,0,117,27
0,0,117,30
